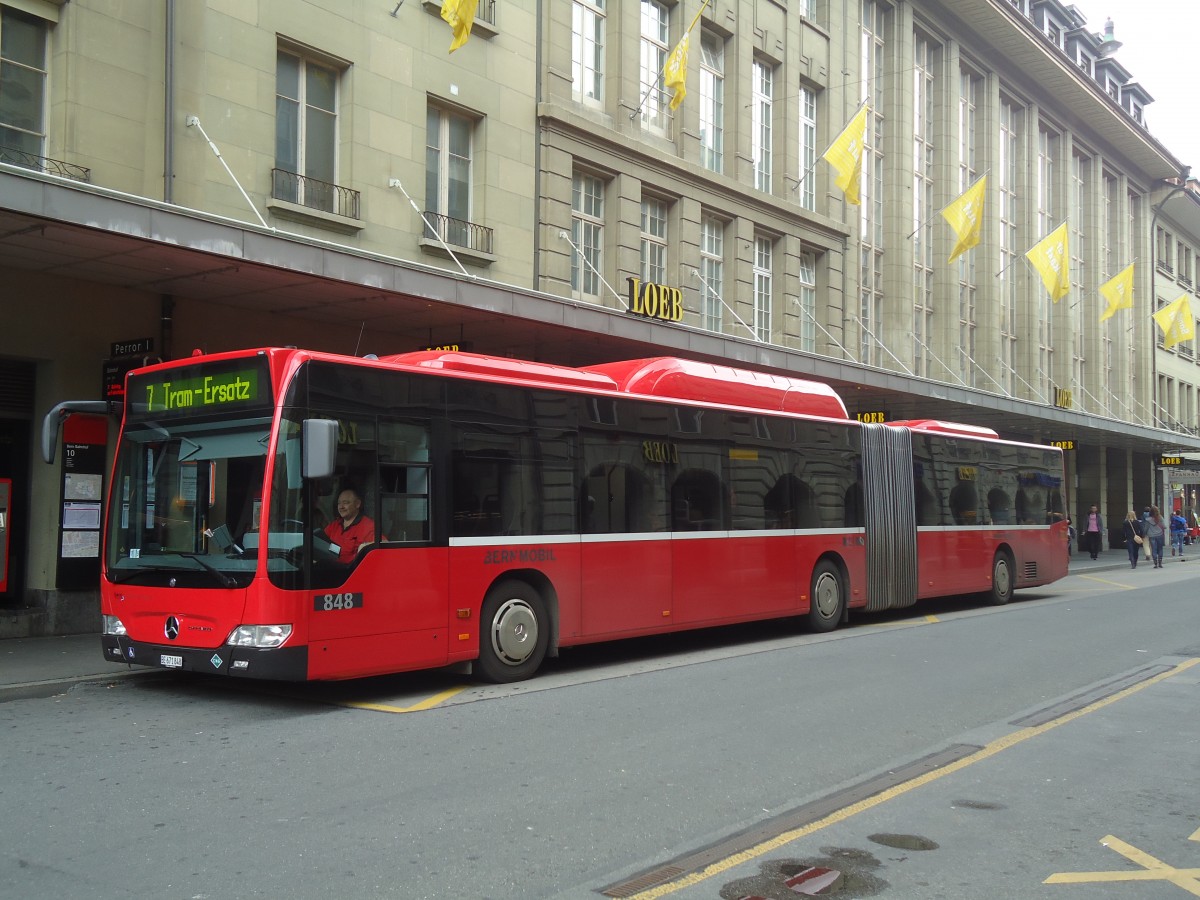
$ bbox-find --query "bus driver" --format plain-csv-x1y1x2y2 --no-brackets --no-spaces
322,488,382,563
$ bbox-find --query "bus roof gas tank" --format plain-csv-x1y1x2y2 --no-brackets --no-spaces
584,357,849,421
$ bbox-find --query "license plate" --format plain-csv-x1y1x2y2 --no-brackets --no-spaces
160,654,183,668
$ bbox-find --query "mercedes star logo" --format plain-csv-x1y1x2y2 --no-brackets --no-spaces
165,616,180,641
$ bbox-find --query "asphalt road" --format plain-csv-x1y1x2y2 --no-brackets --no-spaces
3,562,1199,899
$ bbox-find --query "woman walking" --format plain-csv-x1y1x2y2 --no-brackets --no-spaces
1123,511,1143,569
1144,505,1167,568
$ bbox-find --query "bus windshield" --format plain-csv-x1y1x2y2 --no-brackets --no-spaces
105,416,273,587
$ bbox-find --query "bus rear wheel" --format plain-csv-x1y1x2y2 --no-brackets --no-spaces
988,551,1014,605
477,580,548,683
808,560,844,632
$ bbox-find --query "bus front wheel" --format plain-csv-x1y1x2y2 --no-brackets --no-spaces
477,580,548,683
988,551,1014,605
808,560,844,632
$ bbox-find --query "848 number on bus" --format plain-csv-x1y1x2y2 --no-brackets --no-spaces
313,592,363,612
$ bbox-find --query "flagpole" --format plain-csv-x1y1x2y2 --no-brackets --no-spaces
956,347,1009,396
912,336,968,386
629,0,710,120
854,316,914,375
996,356,1048,403
693,268,759,341
557,230,628,309
791,299,857,362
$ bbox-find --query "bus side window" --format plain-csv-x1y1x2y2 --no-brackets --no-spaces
671,469,724,531
988,488,1012,524
380,464,430,542
764,474,820,529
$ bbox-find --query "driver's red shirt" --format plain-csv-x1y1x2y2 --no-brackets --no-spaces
323,514,381,563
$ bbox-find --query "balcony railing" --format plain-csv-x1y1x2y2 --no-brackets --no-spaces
423,210,494,255
0,145,90,182
271,168,360,219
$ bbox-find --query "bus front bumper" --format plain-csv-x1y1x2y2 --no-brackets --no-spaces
102,635,309,680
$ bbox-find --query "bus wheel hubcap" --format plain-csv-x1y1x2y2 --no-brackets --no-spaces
813,572,840,619
995,560,1010,595
491,599,538,666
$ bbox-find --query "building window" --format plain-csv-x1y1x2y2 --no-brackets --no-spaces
752,60,773,192
1071,152,1087,400
276,48,338,212
754,236,772,342
912,34,936,379
797,86,816,210
640,197,667,284
1101,173,1118,414
571,171,604,300
0,7,48,159
860,0,888,366
572,0,605,106
639,1,669,131
958,68,981,387
1156,227,1174,273
425,105,473,246
1036,126,1059,398
999,99,1021,395
700,215,724,332
798,252,817,353
698,31,724,173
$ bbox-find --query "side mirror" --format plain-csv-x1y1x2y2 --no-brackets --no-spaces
302,419,338,480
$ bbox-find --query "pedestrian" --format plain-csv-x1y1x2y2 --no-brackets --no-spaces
1144,505,1167,568
1171,509,1188,559
1083,504,1104,559
1067,517,1076,561
1123,511,1143,569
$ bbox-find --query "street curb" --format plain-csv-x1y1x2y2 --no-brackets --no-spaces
0,670,154,704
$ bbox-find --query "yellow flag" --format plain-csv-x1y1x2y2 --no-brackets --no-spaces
663,32,690,111
1153,293,1196,349
942,175,987,263
440,0,478,53
1025,222,1070,302
661,0,710,112
822,104,870,206
1098,263,1135,322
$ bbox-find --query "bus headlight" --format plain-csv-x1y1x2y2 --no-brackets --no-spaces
225,624,293,648
102,615,127,636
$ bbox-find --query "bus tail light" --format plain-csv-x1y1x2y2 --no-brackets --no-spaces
102,615,127,636
225,624,293,648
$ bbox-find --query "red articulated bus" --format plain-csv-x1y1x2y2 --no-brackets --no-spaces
53,348,1067,682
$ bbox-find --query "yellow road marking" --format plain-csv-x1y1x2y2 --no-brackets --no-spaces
924,614,939,623
1076,574,1135,589
630,658,1200,898
1045,834,1200,895
343,685,468,713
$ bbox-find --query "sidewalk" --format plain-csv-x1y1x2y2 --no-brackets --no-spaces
0,551,1174,702
0,631,153,702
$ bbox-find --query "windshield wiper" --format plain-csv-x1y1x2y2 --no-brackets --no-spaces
181,553,238,588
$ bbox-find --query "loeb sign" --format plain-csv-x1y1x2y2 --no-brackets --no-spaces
626,277,684,323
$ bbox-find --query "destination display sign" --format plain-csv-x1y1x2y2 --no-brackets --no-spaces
126,358,272,420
